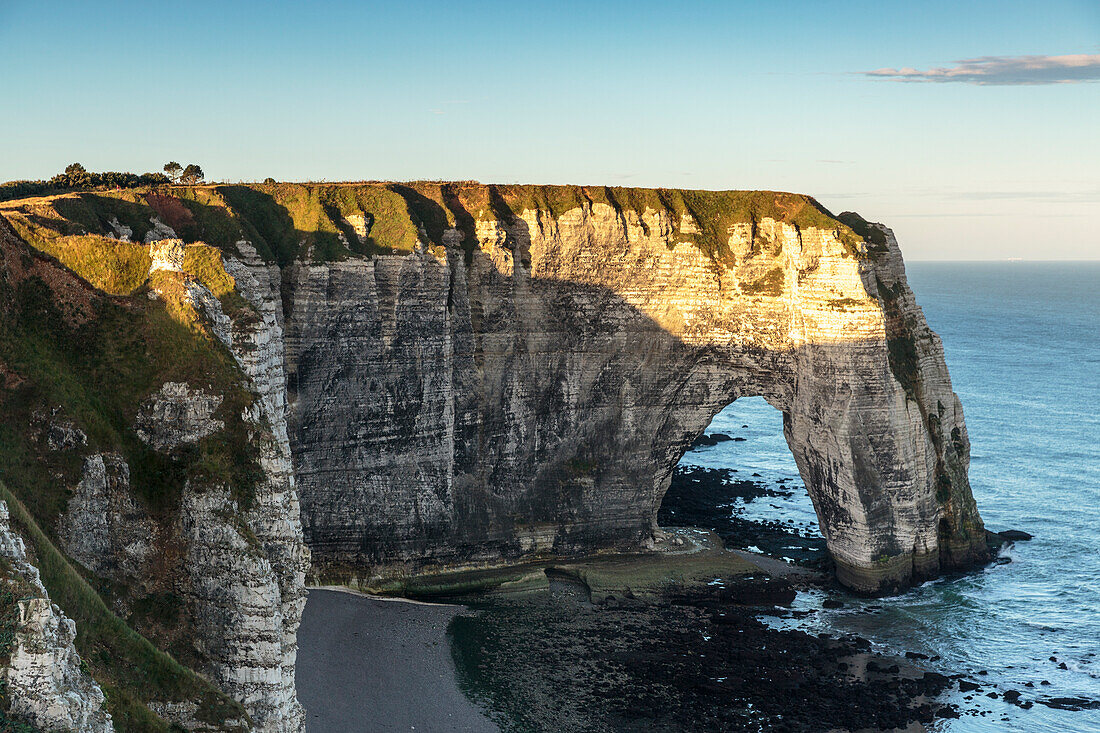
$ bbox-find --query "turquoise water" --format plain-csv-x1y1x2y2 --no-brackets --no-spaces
681,262,1100,731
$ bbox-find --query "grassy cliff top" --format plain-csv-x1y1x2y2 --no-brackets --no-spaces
0,182,867,266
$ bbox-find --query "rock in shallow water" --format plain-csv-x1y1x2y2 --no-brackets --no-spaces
690,432,735,448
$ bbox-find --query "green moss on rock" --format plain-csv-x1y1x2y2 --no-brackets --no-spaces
741,266,786,297
837,211,887,251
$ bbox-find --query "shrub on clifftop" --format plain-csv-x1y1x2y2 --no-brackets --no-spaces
0,165,172,203
180,164,204,185
163,162,183,184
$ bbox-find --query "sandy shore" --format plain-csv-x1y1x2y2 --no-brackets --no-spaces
296,588,498,732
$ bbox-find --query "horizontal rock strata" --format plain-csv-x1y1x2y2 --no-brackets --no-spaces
0,183,992,733
281,194,990,593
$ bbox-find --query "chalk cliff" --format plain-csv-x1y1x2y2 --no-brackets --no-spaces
184,239,309,732
280,187,988,593
0,181,990,730
0,500,114,732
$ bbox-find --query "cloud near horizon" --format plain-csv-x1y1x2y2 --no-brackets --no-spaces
864,54,1100,85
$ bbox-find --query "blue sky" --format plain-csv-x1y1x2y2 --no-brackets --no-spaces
2,0,1097,259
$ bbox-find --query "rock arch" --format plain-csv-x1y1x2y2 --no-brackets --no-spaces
285,199,991,594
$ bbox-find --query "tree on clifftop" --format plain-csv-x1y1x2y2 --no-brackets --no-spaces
180,164,204,184
164,161,182,183
59,163,92,187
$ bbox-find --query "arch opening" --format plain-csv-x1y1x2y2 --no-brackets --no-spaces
657,396,829,570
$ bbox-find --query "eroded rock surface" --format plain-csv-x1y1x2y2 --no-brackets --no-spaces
284,201,988,593
0,501,114,733
135,382,224,451
186,239,309,733
107,215,133,242
58,453,157,582
32,407,87,451
178,484,300,733
144,216,179,245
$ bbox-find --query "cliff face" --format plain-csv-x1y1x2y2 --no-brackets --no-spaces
1,500,114,732
279,187,989,594
0,207,302,731
0,182,990,730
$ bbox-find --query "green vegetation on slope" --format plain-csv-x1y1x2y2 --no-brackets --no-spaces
837,211,888,251
9,231,151,296
0,249,261,521
216,183,421,263
0,484,248,732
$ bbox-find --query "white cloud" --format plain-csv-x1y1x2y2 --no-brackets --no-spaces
863,54,1100,85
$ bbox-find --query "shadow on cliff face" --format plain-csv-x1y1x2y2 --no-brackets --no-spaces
279,192,992,595
853,223,989,578
7,186,989,594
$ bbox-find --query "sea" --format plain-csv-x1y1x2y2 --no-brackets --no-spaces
679,262,1100,732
